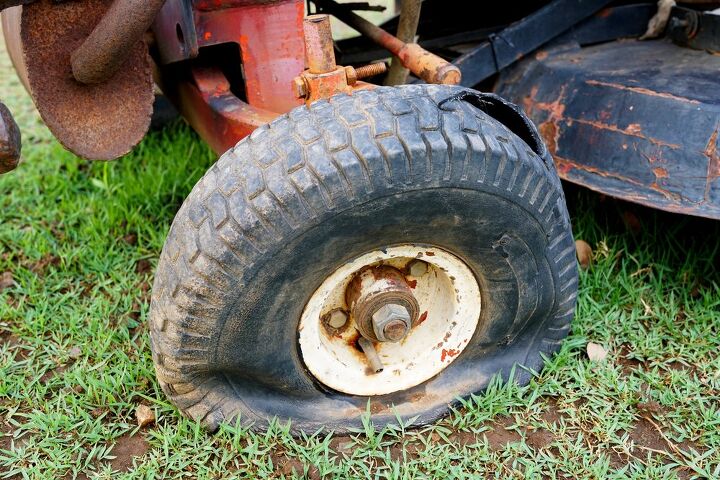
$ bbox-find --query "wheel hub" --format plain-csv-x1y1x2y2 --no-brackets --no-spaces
298,245,482,396
346,265,419,343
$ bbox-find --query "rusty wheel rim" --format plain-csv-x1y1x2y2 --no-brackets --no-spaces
298,245,481,396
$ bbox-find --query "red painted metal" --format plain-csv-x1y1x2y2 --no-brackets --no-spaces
170,66,279,155
153,0,304,151
194,0,304,113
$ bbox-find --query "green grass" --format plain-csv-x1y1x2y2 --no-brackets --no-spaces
1,40,720,479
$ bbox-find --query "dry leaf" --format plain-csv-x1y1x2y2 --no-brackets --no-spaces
136,405,155,428
575,240,592,269
0,271,15,291
587,342,607,362
68,346,82,359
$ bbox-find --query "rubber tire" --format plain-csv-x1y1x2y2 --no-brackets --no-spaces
149,85,578,433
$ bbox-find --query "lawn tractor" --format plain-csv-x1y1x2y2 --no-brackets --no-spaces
1,0,718,433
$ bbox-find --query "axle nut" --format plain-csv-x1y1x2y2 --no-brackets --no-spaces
372,304,411,342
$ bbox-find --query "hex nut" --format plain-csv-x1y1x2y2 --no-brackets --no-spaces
408,260,429,277
344,66,358,86
372,304,411,342
292,76,308,99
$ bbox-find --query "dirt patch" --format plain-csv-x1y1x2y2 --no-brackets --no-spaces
123,233,138,246
0,333,28,361
451,430,480,447
617,344,646,375
628,417,667,452
328,435,354,455
39,364,66,384
271,452,319,479
0,271,14,291
135,259,151,275
106,433,149,473
540,398,569,426
28,254,60,275
635,401,666,417
526,427,555,450
664,361,693,373
481,416,522,450
0,421,14,452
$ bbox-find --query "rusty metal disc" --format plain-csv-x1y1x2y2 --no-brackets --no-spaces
19,0,153,160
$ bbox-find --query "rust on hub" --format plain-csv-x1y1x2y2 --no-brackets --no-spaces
346,265,419,343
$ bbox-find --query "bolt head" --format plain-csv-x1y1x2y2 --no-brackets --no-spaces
292,76,308,99
408,260,429,277
327,309,348,329
372,304,411,342
383,319,409,342
344,66,358,86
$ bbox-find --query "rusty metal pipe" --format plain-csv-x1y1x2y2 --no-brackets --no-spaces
313,0,460,85
385,0,421,86
304,14,337,74
358,337,384,373
71,0,166,85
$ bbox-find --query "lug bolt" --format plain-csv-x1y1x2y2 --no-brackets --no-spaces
326,309,348,329
408,259,429,277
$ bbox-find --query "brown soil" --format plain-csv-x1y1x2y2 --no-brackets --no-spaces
135,259,151,275
106,433,149,473
481,416,522,450
270,451,320,479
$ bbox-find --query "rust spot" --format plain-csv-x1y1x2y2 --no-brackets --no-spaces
570,118,679,149
554,156,645,187
425,251,436,256
538,121,558,155
653,167,668,179
585,80,701,105
705,126,719,178
526,86,567,156
522,85,539,114
535,50,548,61
704,125,720,201
345,329,361,349
417,311,428,325
597,7,612,18
440,348,459,361
407,279,417,289
626,123,642,135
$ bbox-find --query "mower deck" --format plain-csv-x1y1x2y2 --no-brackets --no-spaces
497,39,720,219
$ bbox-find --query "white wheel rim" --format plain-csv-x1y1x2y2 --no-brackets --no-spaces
298,245,481,396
